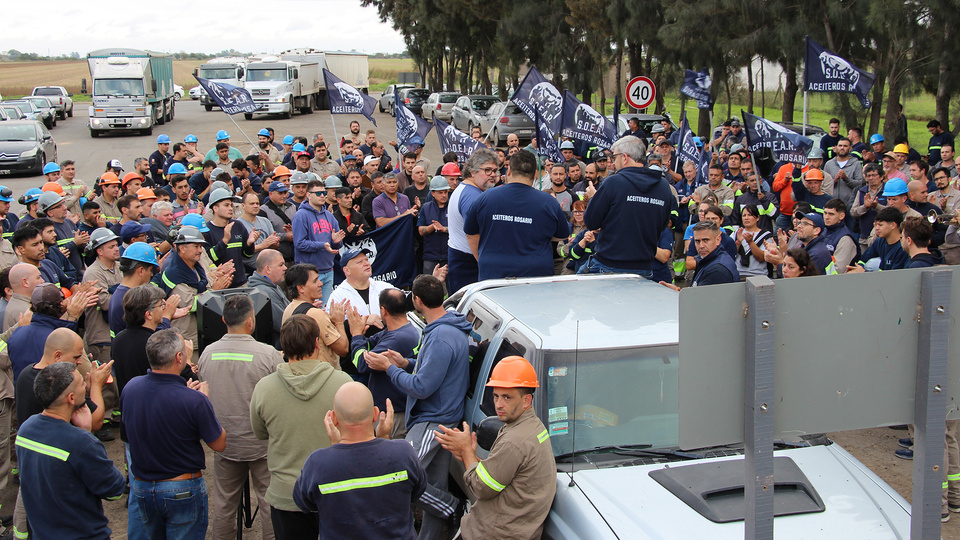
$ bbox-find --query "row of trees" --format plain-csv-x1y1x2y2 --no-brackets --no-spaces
359,0,960,142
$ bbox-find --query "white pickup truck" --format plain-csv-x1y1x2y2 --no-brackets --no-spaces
30,86,73,119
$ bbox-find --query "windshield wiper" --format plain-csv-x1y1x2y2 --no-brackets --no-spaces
613,447,704,460
555,443,652,460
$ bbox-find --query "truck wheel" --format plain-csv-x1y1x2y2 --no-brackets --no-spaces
89,129,99,138
142,127,153,136
67,106,73,118
282,110,292,120
244,113,253,120
58,110,66,120
170,101,176,121
205,104,213,112
157,102,166,125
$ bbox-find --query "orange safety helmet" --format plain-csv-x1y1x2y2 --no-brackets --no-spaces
486,356,539,389
136,188,157,201
41,182,65,195
99,172,121,185
273,165,292,179
441,162,461,176
805,169,824,181
122,172,145,186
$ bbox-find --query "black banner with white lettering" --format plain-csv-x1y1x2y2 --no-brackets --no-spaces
559,91,617,150
675,111,700,173
395,86,433,154
333,214,416,287
804,37,875,109
511,66,563,162
194,76,263,115
695,140,712,186
323,68,378,126
742,110,813,166
680,69,714,109
434,118,482,162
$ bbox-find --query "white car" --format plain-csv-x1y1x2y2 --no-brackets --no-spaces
174,84,184,101
189,86,202,100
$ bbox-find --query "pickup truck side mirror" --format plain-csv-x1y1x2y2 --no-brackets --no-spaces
476,416,504,451
67,93,73,97
193,68,198,77
238,68,244,79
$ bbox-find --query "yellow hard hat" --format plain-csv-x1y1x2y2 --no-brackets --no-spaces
893,143,910,154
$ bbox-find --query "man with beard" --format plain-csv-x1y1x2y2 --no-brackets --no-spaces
250,128,281,166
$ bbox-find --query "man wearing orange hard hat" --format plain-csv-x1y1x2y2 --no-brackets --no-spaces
122,172,144,196
94,173,122,224
435,356,556,540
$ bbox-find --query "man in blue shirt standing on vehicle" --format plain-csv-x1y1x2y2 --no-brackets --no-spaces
464,150,569,280
580,135,678,278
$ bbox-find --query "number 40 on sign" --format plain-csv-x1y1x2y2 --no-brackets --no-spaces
625,76,656,110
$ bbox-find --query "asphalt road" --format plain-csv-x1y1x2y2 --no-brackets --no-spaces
4,99,956,539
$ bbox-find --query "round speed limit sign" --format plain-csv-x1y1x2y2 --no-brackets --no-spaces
625,76,656,109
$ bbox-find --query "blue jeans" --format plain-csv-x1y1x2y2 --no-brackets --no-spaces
129,476,208,540
577,256,654,280
318,270,333,308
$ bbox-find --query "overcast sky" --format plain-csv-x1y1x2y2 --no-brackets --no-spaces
3,0,406,57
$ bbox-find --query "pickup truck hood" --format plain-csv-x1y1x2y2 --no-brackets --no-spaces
567,445,910,539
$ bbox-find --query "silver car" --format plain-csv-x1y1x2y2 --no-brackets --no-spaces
0,105,25,121
480,101,535,145
20,97,57,129
378,84,414,113
3,101,42,124
421,92,460,122
450,95,498,133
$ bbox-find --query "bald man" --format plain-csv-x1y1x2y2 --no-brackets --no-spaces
3,263,42,332
293,383,426,539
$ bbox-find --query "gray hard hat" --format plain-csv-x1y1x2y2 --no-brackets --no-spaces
38,191,64,214
290,171,309,185
208,188,238,207
86,227,120,252
430,176,451,191
650,124,666,134
729,143,745,153
209,180,230,193
324,177,343,189
173,225,207,245
210,167,225,179
807,147,824,160
304,172,320,183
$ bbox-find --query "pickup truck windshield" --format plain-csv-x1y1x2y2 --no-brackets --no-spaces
542,345,679,457
200,68,238,80
94,79,145,96
246,69,287,82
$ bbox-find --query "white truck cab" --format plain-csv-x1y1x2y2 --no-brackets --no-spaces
242,57,319,119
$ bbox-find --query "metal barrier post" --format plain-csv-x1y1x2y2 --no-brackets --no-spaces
911,269,952,540
744,276,776,540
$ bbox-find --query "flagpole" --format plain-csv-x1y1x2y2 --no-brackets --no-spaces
803,91,808,137
225,114,258,150
330,114,344,163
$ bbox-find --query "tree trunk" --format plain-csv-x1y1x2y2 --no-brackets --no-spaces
436,52,444,92
653,61,665,114
746,58,754,114
883,57,902,142
782,58,798,123
643,47,653,113
446,50,457,92
936,23,952,130
615,40,624,113
760,56,765,118
725,76,732,120
868,69,886,136
498,69,506,101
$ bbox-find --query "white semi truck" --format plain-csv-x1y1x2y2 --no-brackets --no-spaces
242,57,319,119
195,57,247,112
279,49,370,109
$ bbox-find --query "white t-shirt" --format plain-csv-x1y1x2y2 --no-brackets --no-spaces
447,182,483,253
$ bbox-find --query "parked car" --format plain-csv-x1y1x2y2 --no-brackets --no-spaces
441,275,911,539
19,97,57,128
480,101,536,145
421,92,461,122
0,108,8,122
378,84,415,113
451,95,499,134
393,87,431,117
30,86,73,119
174,84,184,101
3,101,43,124
189,86,202,100
0,120,57,176
0,105,24,121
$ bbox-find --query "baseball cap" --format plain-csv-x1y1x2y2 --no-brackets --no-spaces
342,154,358,162
730,119,741,127
340,248,371,268
882,178,909,197
882,151,897,160
31,282,63,308
560,140,575,150
363,155,379,166
869,134,884,145
296,151,311,158
136,188,157,201
268,181,289,193
108,159,123,170
120,221,153,243
794,211,825,229
658,139,674,147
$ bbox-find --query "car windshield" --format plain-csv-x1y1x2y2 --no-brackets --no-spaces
246,69,287,82
408,89,430,99
199,68,237,80
472,98,497,112
25,98,47,108
94,79,145,96
440,94,459,103
543,345,678,457
0,125,38,141
9,103,33,114
1,107,22,118
33,88,60,96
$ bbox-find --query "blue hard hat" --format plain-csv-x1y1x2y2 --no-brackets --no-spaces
410,136,424,145
882,178,909,197
0,186,12,203
42,162,60,175
693,136,703,148
216,130,230,141
22,188,42,204
180,213,210,232
157,134,171,144
184,134,198,143
282,135,294,145
869,133,884,145
120,241,159,267
258,128,270,137
167,163,188,175
292,143,306,153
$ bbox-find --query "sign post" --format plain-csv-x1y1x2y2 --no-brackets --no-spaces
625,76,656,111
